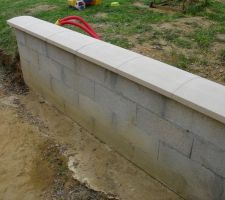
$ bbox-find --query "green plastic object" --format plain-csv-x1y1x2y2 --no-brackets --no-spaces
111,2,120,6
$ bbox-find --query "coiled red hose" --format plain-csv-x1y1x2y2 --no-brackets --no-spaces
58,16,100,39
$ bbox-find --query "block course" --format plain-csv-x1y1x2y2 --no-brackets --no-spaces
10,18,225,200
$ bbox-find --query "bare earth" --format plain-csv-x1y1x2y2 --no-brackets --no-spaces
0,70,182,200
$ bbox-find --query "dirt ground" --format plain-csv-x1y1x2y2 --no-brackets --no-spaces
0,69,182,200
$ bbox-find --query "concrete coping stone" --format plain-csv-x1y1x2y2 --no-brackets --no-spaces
7,16,225,124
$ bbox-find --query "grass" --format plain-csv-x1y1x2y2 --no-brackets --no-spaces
0,0,179,54
0,0,225,83
192,28,215,48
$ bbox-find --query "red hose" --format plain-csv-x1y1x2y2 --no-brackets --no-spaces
58,16,100,39
60,16,96,34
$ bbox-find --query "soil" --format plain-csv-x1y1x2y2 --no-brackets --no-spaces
25,4,58,15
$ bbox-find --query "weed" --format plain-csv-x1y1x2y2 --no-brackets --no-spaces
105,37,134,49
220,49,225,62
174,37,192,49
170,51,197,69
192,28,215,48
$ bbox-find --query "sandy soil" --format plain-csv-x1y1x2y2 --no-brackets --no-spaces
0,70,182,200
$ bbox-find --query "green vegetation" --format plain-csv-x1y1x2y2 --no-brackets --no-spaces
0,0,224,83
220,49,225,62
192,28,215,48
0,0,179,54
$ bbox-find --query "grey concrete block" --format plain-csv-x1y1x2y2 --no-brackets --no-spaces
62,67,79,90
79,93,114,134
51,77,78,107
20,57,32,85
65,100,95,133
26,34,47,55
20,56,29,70
39,55,62,81
221,181,225,200
51,78,67,107
164,99,193,131
36,68,52,91
63,67,94,101
104,70,118,89
133,144,159,176
79,94,99,118
18,45,39,67
137,106,193,156
114,76,166,115
64,88,79,107
129,126,159,169
28,65,53,103
78,76,94,99
124,125,159,156
191,112,225,151
191,138,225,178
158,142,223,200
76,57,105,83
15,30,26,45
47,44,76,71
95,83,136,122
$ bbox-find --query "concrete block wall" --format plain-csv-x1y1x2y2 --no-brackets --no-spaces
8,16,225,200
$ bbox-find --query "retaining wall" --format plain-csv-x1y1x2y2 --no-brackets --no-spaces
8,16,225,200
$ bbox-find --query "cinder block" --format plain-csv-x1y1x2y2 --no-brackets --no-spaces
114,76,166,115
18,45,39,67
104,70,118,89
51,77,78,107
78,76,94,99
136,106,193,156
79,94,98,117
15,30,26,45
47,44,76,71
124,125,159,168
133,144,159,176
29,66,54,103
20,57,32,85
164,99,193,131
222,181,225,200
79,93,114,135
191,138,225,178
65,101,95,133
62,67,79,90
26,34,47,55
122,125,159,155
76,57,105,84
64,88,79,107
111,133,135,160
95,83,136,122
191,112,225,151
158,142,223,200
39,55,62,81
35,67,52,92
51,77,78,104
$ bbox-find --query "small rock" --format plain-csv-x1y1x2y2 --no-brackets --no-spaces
152,45,162,50
216,34,225,42
0,96,19,107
